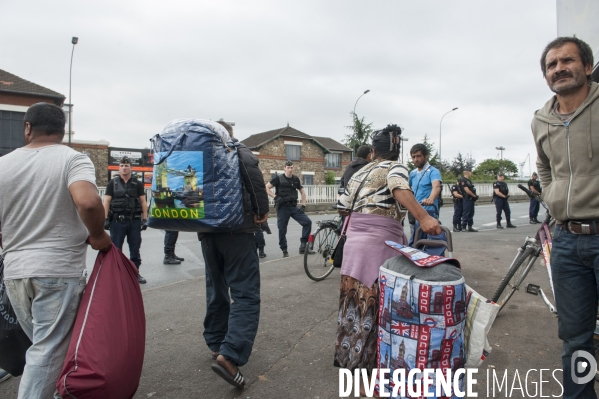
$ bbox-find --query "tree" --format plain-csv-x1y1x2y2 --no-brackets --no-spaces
449,152,476,177
474,158,519,179
325,171,336,185
344,112,374,155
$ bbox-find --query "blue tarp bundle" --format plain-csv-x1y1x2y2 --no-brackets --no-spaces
147,119,244,232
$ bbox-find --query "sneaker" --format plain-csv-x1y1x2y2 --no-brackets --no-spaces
282,250,289,258
497,224,504,229
507,224,517,228
299,243,314,254
0,369,11,383
533,218,541,224
259,249,266,258
530,219,536,224
467,227,478,232
163,255,182,265
137,274,147,284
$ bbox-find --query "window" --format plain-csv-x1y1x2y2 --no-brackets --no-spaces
325,153,342,168
286,145,300,161
302,174,313,185
0,111,26,155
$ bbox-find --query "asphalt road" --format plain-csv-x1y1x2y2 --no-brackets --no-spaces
87,201,536,289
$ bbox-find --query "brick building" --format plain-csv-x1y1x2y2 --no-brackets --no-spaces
0,69,110,186
241,125,352,185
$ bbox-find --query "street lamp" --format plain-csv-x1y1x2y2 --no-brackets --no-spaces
68,36,78,148
400,137,409,164
496,146,505,160
353,89,370,115
439,107,458,161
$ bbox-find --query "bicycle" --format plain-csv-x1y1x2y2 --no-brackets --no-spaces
491,184,555,312
303,216,342,281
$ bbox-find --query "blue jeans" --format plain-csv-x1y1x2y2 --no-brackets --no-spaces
255,230,265,250
551,224,599,398
409,208,438,246
110,219,142,268
5,275,86,399
276,206,312,250
201,233,260,367
164,230,179,253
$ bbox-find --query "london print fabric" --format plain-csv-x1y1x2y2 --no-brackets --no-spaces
376,267,467,398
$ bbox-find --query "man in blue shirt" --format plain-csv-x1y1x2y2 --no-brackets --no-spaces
408,143,442,245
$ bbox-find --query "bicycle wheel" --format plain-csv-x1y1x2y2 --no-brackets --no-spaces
491,247,538,311
304,226,337,281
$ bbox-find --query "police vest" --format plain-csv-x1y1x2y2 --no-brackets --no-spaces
276,175,299,204
494,181,508,197
451,184,463,201
110,176,142,217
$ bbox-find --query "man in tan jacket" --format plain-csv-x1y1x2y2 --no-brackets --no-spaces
532,36,599,398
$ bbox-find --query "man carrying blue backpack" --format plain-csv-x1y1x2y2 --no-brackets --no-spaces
201,121,270,389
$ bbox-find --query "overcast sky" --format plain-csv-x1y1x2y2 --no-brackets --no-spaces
1,0,562,174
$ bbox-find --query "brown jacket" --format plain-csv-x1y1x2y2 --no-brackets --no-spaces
532,82,599,223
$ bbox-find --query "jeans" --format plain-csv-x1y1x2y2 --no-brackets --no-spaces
255,230,265,250
5,275,86,399
551,224,599,398
164,230,179,253
110,219,142,268
408,208,438,246
276,206,312,250
494,197,511,223
452,199,463,226
461,199,475,227
530,198,541,220
201,233,260,367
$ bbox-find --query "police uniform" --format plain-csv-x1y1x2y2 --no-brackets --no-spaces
106,175,145,270
450,182,463,232
528,177,542,223
458,175,477,231
270,173,312,254
493,179,515,228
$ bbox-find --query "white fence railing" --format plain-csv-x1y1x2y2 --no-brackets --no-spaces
98,183,526,205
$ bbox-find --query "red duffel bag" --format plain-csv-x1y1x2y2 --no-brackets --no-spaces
57,244,146,399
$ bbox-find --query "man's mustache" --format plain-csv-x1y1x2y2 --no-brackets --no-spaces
553,70,573,81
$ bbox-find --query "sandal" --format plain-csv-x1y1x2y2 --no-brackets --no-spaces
211,363,246,389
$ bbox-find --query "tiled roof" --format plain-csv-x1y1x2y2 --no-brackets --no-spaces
312,136,352,152
242,125,327,152
0,69,65,99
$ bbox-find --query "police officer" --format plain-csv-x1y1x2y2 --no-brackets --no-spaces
450,180,464,232
103,156,149,283
528,172,542,224
458,168,478,232
493,173,516,229
265,160,313,257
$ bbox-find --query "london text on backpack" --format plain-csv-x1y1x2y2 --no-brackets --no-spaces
147,119,244,232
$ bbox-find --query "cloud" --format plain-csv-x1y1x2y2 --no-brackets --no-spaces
0,0,558,170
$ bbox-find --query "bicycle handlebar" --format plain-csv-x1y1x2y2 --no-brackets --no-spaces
518,184,551,216
517,184,538,199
